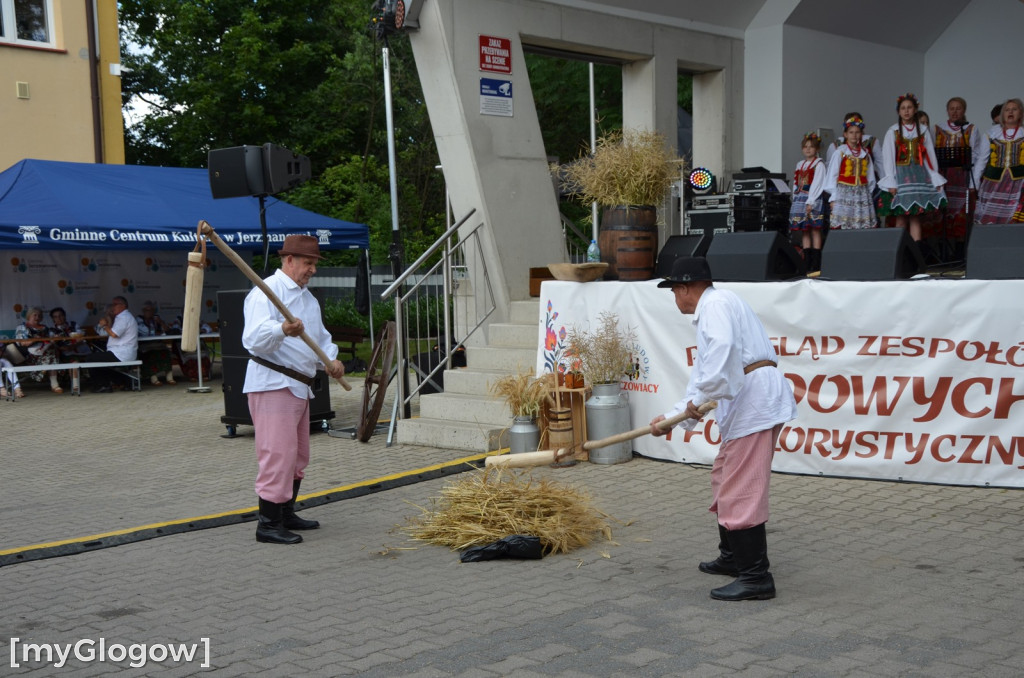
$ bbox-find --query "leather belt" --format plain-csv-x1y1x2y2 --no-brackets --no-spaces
250,355,315,386
743,360,777,374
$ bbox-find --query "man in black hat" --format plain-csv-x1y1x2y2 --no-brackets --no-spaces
650,256,797,600
242,234,345,545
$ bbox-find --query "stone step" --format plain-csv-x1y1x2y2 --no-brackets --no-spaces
465,345,538,373
441,367,514,396
418,392,511,423
396,417,508,453
510,299,541,325
487,322,540,348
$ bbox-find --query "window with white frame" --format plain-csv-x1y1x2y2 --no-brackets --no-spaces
0,0,55,47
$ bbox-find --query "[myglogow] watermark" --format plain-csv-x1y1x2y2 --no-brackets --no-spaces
9,637,210,669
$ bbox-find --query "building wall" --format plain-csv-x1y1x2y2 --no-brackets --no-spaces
924,0,1024,128
409,0,743,306
0,0,123,170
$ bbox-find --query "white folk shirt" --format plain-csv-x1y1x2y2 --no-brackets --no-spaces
242,269,339,400
878,123,946,191
663,286,797,442
99,308,139,362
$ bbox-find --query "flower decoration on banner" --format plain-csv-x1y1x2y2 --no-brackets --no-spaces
542,299,569,375
843,115,865,130
896,92,919,109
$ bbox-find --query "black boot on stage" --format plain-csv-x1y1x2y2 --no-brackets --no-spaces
283,479,320,530
710,523,775,601
698,523,739,576
811,247,822,273
256,498,303,544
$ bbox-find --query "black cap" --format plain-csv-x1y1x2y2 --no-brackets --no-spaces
657,256,713,287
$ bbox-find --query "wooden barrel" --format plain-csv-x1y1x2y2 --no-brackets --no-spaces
598,205,658,281
547,407,576,466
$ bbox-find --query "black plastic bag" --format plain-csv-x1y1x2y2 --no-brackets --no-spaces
459,535,544,562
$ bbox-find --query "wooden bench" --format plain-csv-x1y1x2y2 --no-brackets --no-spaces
2,360,143,399
325,325,368,361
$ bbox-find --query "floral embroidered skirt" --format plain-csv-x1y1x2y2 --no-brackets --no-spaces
829,184,876,230
975,171,1024,224
876,165,946,217
789,188,824,231
938,167,972,238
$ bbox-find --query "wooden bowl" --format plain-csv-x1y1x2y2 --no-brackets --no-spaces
547,262,608,282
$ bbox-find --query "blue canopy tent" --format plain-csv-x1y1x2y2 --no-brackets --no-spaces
0,159,368,250
0,160,370,338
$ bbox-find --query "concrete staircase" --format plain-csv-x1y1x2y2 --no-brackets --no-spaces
397,299,541,452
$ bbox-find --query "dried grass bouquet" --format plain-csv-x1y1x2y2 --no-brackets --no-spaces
558,129,681,207
489,369,556,419
567,311,635,385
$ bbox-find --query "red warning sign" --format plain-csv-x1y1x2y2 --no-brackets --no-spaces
479,35,511,75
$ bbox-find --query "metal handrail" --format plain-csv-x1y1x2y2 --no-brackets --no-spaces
380,207,476,299
378,207,495,445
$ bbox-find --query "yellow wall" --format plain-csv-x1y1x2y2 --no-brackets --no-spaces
0,0,125,170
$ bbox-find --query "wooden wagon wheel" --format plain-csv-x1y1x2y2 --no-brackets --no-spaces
356,321,397,442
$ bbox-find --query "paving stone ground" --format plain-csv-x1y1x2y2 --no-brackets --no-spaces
1,374,1022,677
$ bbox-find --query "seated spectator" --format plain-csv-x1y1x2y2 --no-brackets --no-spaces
137,301,176,386
14,307,62,394
1,351,25,399
77,296,139,393
49,307,93,357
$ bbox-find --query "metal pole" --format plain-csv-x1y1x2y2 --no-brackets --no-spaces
383,41,410,420
383,44,403,277
589,62,599,242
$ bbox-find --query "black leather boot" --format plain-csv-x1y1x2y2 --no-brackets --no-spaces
710,523,775,601
283,479,320,530
698,524,738,576
810,247,822,273
256,498,303,544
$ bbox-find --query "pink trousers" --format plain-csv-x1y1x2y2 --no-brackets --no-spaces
709,425,781,530
248,389,310,503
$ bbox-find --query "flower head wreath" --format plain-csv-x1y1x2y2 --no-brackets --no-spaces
802,131,821,144
843,115,865,130
896,92,919,110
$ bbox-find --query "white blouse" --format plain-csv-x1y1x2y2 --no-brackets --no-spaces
878,123,946,191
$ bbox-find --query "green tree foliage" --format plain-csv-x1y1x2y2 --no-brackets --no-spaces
119,0,445,267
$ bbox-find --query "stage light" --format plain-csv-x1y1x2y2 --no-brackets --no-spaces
688,167,715,195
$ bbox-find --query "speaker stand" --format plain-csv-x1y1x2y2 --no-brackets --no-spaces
187,329,212,393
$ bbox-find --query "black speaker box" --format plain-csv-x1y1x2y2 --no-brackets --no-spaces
208,145,266,199
655,234,711,277
209,144,312,198
705,231,805,281
966,224,1024,279
821,228,923,280
220,355,252,426
217,289,250,357
262,143,311,194
220,356,335,428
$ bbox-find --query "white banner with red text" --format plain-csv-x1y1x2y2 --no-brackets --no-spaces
536,278,1024,488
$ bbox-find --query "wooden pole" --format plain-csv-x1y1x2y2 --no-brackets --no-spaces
485,400,717,468
198,221,352,391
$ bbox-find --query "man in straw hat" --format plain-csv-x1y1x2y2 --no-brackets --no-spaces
243,234,345,545
650,256,797,600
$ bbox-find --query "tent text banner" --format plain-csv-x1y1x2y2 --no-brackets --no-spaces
536,279,1024,489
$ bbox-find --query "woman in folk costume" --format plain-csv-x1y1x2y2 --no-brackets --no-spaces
935,97,987,244
877,93,947,248
975,98,1024,224
789,132,827,273
823,115,877,230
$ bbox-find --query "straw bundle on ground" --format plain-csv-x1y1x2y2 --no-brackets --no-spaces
404,467,611,555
